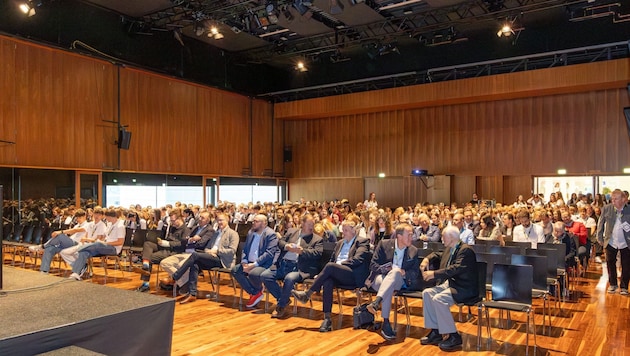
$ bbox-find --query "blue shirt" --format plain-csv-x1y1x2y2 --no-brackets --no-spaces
336,236,356,264
248,233,261,264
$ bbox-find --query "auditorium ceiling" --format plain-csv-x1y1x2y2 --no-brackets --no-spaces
1,0,628,99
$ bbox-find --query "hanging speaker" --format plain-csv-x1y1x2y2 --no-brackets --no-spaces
118,128,132,150
283,148,292,162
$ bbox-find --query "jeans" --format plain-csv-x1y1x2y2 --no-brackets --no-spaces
605,244,630,289
308,262,356,313
172,251,222,296
72,243,117,274
261,260,302,308
231,264,266,296
40,234,76,273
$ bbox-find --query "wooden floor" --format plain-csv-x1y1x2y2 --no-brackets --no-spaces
4,252,629,356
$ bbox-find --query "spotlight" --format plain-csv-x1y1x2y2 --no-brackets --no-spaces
19,2,36,17
207,26,224,40
295,61,308,72
496,24,513,37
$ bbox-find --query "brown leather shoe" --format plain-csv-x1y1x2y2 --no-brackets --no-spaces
160,276,175,285
179,295,197,304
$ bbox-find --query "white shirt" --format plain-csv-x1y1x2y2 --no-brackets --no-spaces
69,221,89,243
105,219,126,254
513,223,545,249
87,220,107,241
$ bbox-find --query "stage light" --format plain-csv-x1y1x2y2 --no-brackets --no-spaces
497,24,513,37
295,61,308,72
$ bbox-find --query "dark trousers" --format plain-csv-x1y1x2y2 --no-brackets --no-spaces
605,244,630,289
141,241,173,281
308,262,356,313
172,251,222,296
261,260,302,308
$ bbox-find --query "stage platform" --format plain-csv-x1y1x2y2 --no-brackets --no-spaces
0,267,175,355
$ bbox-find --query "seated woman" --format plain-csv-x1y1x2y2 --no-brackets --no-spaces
476,214,500,241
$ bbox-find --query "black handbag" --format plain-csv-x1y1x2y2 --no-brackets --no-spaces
352,303,375,329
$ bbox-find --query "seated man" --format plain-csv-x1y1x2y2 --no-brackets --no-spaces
59,207,107,267
415,213,441,242
157,211,215,293
419,225,479,351
32,209,89,273
69,209,125,281
168,212,239,304
513,209,545,249
261,214,323,318
135,211,188,292
365,223,419,340
292,220,371,332
231,214,279,308
562,210,588,271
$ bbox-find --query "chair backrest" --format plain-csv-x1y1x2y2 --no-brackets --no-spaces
527,248,558,278
491,263,533,304
538,243,566,269
428,241,445,252
471,244,486,254
236,223,252,241
318,241,337,272
488,245,523,262
505,241,531,252
132,229,148,248
145,229,161,244
476,252,506,284
476,239,500,247
511,254,548,290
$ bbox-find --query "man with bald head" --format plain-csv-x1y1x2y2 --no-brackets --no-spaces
232,214,279,308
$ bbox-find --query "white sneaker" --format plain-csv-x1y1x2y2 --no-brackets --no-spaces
28,245,43,253
69,273,81,281
595,256,602,264
621,289,629,296
608,286,618,293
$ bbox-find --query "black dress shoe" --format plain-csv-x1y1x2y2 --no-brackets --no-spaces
319,318,333,332
438,332,462,351
420,329,442,345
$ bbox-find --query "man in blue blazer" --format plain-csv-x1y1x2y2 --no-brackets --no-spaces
365,223,419,340
293,220,371,332
231,214,279,308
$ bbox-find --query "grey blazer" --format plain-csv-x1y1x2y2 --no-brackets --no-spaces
596,203,630,248
207,227,240,268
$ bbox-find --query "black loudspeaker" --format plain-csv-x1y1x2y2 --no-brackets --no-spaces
118,129,132,150
624,107,630,139
283,148,292,162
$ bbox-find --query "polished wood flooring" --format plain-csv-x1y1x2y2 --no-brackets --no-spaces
4,252,629,356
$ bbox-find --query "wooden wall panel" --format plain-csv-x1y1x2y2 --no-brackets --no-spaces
6,40,116,170
275,59,630,119
289,178,363,203
478,176,503,204
503,175,533,206
251,99,274,177
364,177,404,209
284,88,630,205
0,38,17,164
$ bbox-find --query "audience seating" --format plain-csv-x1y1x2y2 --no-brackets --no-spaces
511,254,551,335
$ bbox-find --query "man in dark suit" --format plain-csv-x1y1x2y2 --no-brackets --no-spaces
292,220,371,332
365,223,419,340
419,225,479,351
463,208,480,237
231,214,279,308
170,212,239,304
262,214,323,318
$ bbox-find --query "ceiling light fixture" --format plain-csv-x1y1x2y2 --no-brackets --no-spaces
19,2,36,17
497,23,513,37
208,26,224,40
379,0,422,11
295,61,308,72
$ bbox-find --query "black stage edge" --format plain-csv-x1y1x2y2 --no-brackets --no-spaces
0,267,175,355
